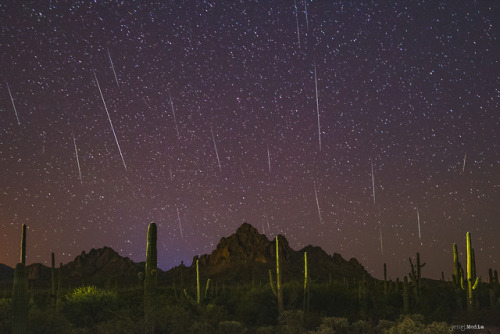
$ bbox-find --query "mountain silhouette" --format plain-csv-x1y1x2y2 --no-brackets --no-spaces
0,222,371,288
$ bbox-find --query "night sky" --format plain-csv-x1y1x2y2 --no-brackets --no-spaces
1,0,499,280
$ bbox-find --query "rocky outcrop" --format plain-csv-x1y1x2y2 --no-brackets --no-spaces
182,222,370,284
62,247,144,286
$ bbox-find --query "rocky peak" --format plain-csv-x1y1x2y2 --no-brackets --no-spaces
197,222,271,267
193,222,371,283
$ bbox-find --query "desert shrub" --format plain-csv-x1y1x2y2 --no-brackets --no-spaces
95,316,143,334
351,319,371,333
28,305,71,334
376,319,396,333
384,314,448,334
255,326,275,334
203,304,229,329
278,309,305,334
155,303,196,334
235,287,278,327
386,314,425,334
318,317,349,333
218,320,247,334
190,320,215,333
62,286,118,328
0,298,11,334
309,284,358,318
422,321,449,333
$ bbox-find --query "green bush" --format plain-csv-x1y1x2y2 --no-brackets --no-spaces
384,314,448,334
62,286,118,328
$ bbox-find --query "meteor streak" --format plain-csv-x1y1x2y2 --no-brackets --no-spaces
371,159,376,205
93,71,127,170
380,226,383,255
314,182,323,223
267,143,271,174
168,90,180,140
72,131,82,184
462,152,467,173
6,82,20,125
211,127,221,172
294,0,301,47
177,207,184,241
107,49,119,87
417,206,421,240
314,60,321,151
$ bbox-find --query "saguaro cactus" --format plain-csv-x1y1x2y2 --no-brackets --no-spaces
452,243,465,310
403,276,409,314
409,252,425,303
196,260,200,304
51,252,56,309
183,259,210,304
384,263,388,296
489,268,497,309
56,263,62,313
269,236,284,313
466,232,479,311
358,274,369,318
20,224,26,265
144,222,157,333
12,224,28,334
303,252,310,313
12,263,27,334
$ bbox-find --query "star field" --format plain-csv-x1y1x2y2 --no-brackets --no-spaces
0,0,499,280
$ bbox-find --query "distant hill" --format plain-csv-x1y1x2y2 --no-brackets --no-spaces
166,223,371,286
0,222,371,289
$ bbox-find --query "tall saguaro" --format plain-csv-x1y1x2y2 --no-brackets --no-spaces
20,224,26,265
466,232,479,311
144,222,158,333
13,224,28,334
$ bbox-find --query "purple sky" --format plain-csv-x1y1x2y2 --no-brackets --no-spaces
1,0,499,280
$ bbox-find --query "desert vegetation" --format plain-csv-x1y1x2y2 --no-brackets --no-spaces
2,223,499,333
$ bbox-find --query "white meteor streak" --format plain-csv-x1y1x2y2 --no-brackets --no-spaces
177,207,184,241
304,0,309,31
294,0,301,48
371,159,376,205
462,152,467,173
72,131,82,184
267,143,271,174
380,226,383,255
107,49,119,87
211,126,222,172
168,90,180,139
314,60,321,151
314,182,323,223
6,82,20,125
265,215,270,230
417,206,421,240
93,71,127,170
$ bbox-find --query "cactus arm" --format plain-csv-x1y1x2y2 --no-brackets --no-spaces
472,277,479,290
204,278,211,299
269,269,277,297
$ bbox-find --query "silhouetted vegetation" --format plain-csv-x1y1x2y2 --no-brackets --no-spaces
3,224,500,333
